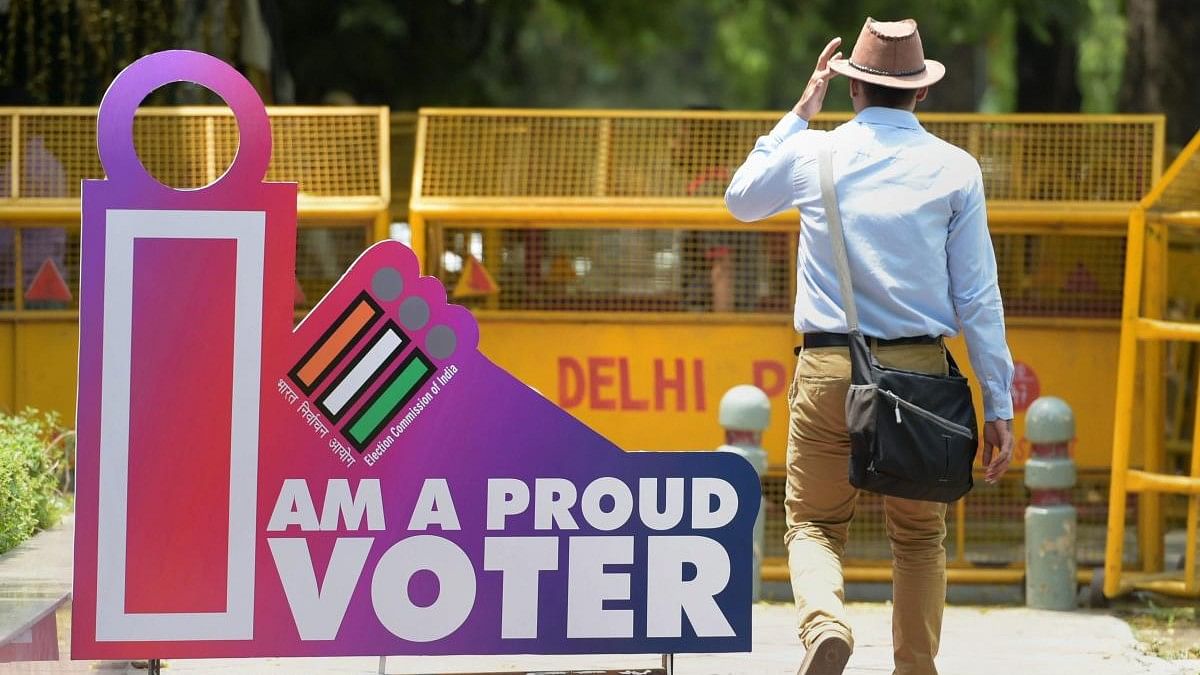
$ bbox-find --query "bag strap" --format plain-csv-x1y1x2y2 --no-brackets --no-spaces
818,142,876,386
817,144,859,333
820,144,859,331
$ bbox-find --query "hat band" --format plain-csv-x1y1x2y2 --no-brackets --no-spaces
848,60,927,77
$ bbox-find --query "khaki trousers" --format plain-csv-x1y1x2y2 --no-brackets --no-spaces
785,342,949,675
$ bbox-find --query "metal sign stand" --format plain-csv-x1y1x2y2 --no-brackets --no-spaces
375,653,674,674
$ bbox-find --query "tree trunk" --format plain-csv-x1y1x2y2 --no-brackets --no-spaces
1015,16,1082,112
1121,0,1200,148
920,43,984,112
1119,0,1161,114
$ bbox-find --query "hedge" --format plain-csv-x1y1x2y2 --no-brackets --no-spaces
0,409,71,555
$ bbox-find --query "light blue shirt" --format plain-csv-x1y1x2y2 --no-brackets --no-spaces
725,107,1014,420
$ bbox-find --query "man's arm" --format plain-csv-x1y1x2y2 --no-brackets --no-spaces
724,37,842,223
724,114,808,222
946,164,1016,482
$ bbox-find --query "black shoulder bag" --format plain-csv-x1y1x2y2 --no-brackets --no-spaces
818,145,979,503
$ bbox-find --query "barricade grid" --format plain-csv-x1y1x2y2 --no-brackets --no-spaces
1151,144,1200,215
417,112,1158,203
993,233,1126,318
1165,224,1200,529
0,222,368,314
264,115,381,196
294,223,373,311
1076,474,1137,566
0,226,13,309
431,223,795,313
960,477,1026,566
846,492,894,562
2,108,386,315
431,223,1122,317
1103,130,1200,599
9,109,385,198
19,115,101,198
391,113,418,219
17,226,80,310
422,115,602,198
0,116,12,198
762,470,1132,568
134,116,213,189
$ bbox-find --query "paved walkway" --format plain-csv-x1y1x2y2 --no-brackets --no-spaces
165,603,1194,674
1,519,1197,674
2,602,1190,675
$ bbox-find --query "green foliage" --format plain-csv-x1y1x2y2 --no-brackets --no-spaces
0,0,232,105
421,0,1100,112
1077,0,1126,113
0,0,1173,116
0,409,69,555
0,440,37,554
978,8,1016,113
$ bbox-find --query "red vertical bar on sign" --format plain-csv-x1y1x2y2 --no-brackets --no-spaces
124,238,236,614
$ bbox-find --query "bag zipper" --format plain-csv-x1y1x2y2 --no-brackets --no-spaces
880,389,973,439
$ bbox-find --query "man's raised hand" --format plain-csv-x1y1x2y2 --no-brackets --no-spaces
792,37,843,121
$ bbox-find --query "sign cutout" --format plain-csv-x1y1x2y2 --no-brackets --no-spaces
72,51,758,659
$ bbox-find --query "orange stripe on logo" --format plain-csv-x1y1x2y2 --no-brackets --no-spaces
296,300,378,387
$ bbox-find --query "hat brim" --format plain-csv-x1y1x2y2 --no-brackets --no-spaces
828,57,945,89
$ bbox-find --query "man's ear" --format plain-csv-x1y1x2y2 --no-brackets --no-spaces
849,79,860,97
915,86,929,102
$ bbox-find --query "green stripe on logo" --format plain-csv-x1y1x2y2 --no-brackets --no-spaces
347,356,433,445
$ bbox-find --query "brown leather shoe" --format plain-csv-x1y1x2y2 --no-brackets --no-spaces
797,631,852,675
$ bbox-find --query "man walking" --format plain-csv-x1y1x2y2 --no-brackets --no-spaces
725,18,1015,675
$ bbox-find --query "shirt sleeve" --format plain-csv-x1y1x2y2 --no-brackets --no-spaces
724,112,809,222
946,165,1015,420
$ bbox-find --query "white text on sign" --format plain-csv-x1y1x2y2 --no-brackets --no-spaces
266,477,738,642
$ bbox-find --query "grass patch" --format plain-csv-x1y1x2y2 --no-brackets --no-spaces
1117,601,1200,660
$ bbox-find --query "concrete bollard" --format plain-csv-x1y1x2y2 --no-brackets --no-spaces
1024,396,1077,610
717,385,769,602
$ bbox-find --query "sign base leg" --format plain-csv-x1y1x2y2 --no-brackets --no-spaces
372,657,671,674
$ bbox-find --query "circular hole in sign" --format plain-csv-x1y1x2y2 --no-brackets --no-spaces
130,82,242,190
406,568,442,608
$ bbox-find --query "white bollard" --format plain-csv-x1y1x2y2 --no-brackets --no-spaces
1024,396,1077,610
716,385,770,601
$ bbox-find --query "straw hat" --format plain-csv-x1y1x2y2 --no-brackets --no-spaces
828,17,945,89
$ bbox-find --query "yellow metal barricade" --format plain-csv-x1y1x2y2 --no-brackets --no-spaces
409,108,1164,583
0,106,391,418
1105,129,1200,599
391,112,417,223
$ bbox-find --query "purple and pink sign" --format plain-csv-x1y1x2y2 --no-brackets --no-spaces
72,51,759,660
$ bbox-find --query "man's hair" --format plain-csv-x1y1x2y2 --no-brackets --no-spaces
859,81,919,109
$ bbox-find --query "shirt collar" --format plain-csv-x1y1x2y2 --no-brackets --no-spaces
853,106,922,130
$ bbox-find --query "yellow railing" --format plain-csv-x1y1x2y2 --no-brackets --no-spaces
0,106,391,417
1105,128,1200,599
2,106,1174,585
4,106,390,216
412,108,1161,208
411,110,1161,326
410,109,1166,580
0,105,391,312
760,467,1124,585
391,112,417,222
